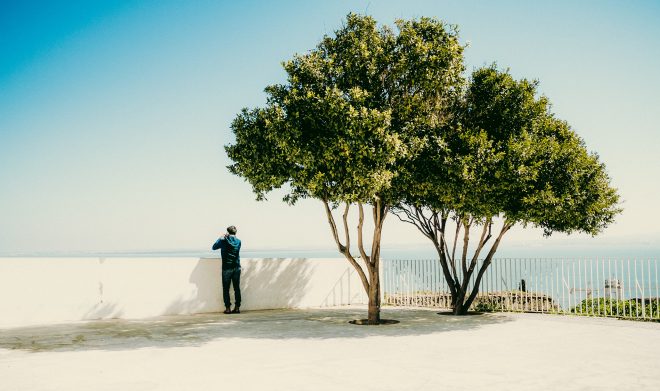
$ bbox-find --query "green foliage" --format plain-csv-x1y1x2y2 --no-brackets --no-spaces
226,13,465,206
571,298,660,319
404,65,621,236
473,301,498,313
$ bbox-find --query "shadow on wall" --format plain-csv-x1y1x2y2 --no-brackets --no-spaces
320,266,366,307
78,258,359,322
239,258,316,309
162,258,319,315
164,258,222,316
83,301,124,321
83,264,125,320
162,258,318,314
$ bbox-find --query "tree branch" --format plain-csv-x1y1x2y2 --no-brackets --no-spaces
322,200,370,293
440,216,459,285
357,202,370,263
370,198,387,265
461,218,471,277
342,202,351,255
459,218,492,299
424,212,459,300
323,200,346,254
468,217,492,272
433,212,440,240
463,220,514,309
392,205,434,240
450,216,460,266
433,235,458,300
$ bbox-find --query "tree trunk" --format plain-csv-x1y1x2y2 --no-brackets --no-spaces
323,199,388,325
445,221,510,315
461,223,512,312
395,206,514,316
365,200,386,325
452,298,470,315
433,237,467,314
367,265,381,324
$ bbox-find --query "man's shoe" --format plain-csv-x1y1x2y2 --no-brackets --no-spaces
223,308,232,314
231,307,240,314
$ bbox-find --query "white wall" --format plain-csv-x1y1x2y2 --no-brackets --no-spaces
0,258,367,328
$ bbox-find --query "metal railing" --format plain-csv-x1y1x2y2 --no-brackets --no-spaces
381,258,660,320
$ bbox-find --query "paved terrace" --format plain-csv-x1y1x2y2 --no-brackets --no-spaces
2,307,659,391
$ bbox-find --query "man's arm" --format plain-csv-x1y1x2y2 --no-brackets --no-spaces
211,237,224,250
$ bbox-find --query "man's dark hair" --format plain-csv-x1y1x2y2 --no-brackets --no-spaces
227,226,237,235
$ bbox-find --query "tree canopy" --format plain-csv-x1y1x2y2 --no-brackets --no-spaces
401,66,620,234
226,13,465,207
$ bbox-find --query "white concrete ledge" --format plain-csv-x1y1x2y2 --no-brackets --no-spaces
0,257,367,328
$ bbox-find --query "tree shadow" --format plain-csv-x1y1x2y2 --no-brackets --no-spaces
163,258,222,315
238,258,317,309
0,307,513,353
320,266,367,306
162,258,319,315
82,301,124,320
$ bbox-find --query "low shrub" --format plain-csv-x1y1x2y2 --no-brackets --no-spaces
473,301,499,313
571,298,660,319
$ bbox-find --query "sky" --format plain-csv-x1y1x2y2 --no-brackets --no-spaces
1,0,659,257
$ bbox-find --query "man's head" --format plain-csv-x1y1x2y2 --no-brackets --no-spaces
227,226,237,235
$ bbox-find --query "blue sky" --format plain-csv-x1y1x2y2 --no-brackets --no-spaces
1,1,659,256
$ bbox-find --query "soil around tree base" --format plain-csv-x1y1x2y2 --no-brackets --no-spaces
437,311,485,316
348,319,400,325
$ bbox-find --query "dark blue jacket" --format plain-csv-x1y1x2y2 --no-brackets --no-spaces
212,235,241,269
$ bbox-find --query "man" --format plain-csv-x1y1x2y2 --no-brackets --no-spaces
212,226,242,314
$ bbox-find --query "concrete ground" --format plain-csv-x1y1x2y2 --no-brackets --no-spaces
1,307,659,391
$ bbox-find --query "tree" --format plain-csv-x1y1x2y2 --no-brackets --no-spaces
225,14,464,324
394,66,621,315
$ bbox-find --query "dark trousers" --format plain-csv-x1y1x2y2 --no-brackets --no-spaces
222,266,241,308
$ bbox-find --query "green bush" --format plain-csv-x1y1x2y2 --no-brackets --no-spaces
571,298,660,319
474,301,499,313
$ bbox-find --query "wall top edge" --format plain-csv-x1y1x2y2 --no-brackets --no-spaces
0,257,350,261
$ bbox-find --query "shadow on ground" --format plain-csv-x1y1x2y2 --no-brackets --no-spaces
0,307,512,353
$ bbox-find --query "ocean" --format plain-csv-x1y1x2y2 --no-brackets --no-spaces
3,242,660,260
